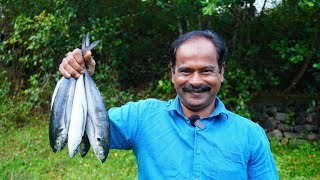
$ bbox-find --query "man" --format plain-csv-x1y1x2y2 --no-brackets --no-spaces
60,30,279,179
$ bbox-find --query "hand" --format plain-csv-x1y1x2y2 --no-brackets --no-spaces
59,48,96,78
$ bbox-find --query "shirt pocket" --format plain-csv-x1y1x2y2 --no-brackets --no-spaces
204,146,247,179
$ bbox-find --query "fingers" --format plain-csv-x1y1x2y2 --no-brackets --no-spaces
59,49,84,78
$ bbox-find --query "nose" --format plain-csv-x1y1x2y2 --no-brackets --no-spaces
189,72,203,87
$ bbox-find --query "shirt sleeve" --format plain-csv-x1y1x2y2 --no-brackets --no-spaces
107,100,147,150
247,123,279,180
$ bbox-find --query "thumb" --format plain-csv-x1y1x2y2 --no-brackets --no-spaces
84,50,96,76
84,50,92,64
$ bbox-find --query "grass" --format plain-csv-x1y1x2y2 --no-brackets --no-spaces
0,115,137,179
271,139,320,180
1,115,320,179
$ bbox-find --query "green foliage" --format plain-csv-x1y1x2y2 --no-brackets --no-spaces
0,70,32,129
146,71,175,100
270,40,313,64
0,0,319,126
271,139,320,179
307,99,319,113
284,111,296,126
0,8,75,73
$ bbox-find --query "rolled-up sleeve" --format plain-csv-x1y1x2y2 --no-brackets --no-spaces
108,100,147,150
247,124,279,179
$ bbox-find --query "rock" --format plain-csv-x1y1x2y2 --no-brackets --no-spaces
283,132,300,139
278,123,295,132
267,129,283,140
307,133,320,141
274,112,287,122
306,112,320,125
295,113,305,125
280,137,289,146
260,117,277,131
295,124,319,133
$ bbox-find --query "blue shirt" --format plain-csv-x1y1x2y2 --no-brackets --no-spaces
108,96,279,179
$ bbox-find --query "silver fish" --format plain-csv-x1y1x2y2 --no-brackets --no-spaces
68,74,87,158
79,132,91,157
49,77,76,152
84,68,110,163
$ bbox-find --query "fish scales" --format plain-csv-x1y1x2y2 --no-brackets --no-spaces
68,74,87,158
84,68,110,163
49,77,76,152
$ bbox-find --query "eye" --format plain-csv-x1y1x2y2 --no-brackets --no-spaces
178,68,192,75
180,70,191,75
202,69,214,74
201,65,219,75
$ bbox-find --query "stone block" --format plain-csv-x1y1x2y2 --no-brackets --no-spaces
283,132,300,139
306,112,320,125
295,124,319,133
267,129,283,140
307,133,320,141
278,124,295,132
274,112,287,122
277,103,287,112
263,105,277,116
295,113,305,125
260,117,277,131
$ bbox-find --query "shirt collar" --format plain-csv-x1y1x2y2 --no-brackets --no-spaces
166,95,228,118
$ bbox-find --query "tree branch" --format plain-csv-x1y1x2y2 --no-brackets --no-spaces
282,31,318,93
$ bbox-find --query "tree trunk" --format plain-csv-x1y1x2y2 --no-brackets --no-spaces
282,31,318,93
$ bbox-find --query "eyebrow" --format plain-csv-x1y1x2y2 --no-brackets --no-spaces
177,66,192,72
201,65,217,70
177,65,217,71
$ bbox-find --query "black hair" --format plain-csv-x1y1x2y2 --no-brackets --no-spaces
168,30,227,71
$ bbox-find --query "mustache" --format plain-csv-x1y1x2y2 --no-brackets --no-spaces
182,84,212,93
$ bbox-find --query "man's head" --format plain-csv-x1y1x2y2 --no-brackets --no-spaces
169,30,227,72
169,30,227,117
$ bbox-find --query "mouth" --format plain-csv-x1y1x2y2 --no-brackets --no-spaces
188,91,207,97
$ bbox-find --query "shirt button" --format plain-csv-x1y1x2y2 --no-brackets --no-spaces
196,149,201,154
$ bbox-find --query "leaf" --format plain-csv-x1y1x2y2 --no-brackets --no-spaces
289,55,304,64
312,63,320,70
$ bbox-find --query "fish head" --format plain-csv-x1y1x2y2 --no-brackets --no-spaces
53,134,67,152
94,146,107,163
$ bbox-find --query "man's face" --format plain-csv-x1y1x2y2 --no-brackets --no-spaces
171,37,224,114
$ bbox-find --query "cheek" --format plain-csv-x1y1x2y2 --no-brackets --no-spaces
172,75,187,85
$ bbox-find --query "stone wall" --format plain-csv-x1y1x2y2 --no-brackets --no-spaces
250,98,320,143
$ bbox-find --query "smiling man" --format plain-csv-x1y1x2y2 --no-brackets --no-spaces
59,30,279,179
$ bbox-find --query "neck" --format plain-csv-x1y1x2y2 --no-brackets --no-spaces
181,101,216,118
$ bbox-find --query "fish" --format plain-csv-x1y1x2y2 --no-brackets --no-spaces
84,68,110,163
79,131,91,157
49,33,108,162
68,74,87,158
50,78,63,110
49,77,76,152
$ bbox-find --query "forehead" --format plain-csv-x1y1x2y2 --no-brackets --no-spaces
175,37,218,66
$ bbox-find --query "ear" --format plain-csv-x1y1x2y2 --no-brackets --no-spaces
220,63,225,82
171,68,175,84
